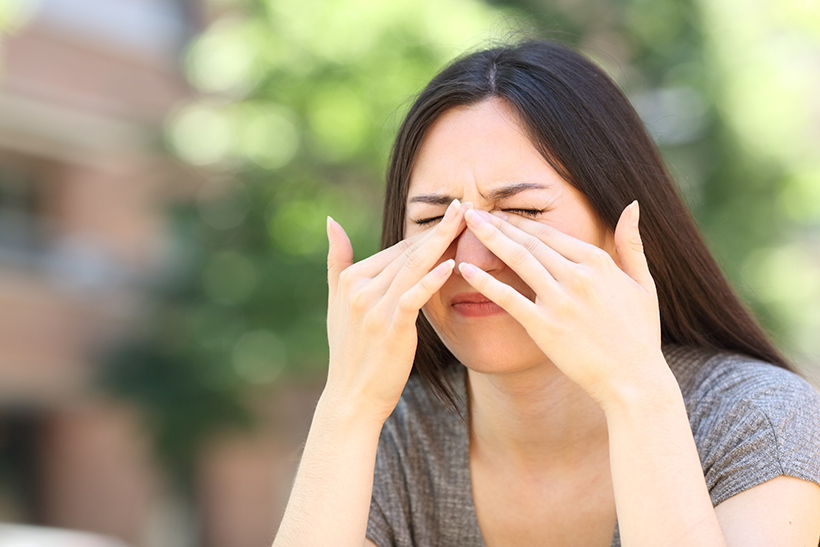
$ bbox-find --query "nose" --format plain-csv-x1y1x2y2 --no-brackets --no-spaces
453,226,505,276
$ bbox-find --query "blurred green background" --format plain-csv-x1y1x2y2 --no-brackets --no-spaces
114,0,820,477
106,0,820,480
2,0,818,543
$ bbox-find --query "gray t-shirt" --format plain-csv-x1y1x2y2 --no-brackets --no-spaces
366,345,820,547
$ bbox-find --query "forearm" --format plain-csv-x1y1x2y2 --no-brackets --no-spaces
273,392,384,547
604,365,727,547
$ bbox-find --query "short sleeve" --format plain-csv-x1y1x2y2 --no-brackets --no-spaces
687,358,820,506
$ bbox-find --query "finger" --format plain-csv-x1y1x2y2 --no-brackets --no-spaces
614,201,655,293
463,209,558,295
327,216,354,305
353,198,464,283
380,199,467,299
346,228,427,279
392,259,456,328
490,210,601,264
457,262,539,325
469,210,574,282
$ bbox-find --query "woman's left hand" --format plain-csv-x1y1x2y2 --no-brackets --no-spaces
459,201,668,408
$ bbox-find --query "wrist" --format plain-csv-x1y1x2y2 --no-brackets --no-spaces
597,354,682,419
315,387,392,437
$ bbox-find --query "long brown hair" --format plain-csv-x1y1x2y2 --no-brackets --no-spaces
381,40,790,409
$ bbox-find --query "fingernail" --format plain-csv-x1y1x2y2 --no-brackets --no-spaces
326,216,334,237
458,262,477,277
443,199,460,222
461,201,474,211
491,210,508,220
464,209,485,226
436,259,455,276
629,200,639,227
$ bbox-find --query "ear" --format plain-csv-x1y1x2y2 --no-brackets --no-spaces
614,201,654,293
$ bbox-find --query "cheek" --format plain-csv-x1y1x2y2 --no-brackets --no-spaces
421,299,447,339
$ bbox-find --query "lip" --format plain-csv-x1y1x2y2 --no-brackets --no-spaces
450,292,506,318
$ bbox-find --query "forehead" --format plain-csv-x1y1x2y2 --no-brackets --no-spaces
407,98,566,200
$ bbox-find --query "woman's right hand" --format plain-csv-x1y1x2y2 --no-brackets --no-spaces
324,198,468,424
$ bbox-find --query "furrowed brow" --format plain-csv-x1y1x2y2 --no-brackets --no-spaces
407,182,550,205
408,194,454,205
486,182,549,200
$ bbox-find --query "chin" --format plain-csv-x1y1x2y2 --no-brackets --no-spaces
425,311,547,374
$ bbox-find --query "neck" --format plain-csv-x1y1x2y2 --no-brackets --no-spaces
467,363,609,473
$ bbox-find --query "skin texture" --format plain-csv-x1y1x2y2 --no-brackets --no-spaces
274,98,820,547
405,99,620,378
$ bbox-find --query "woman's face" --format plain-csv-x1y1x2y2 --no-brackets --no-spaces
404,98,617,374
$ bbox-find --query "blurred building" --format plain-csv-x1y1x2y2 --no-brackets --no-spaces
0,2,314,545
0,0,197,544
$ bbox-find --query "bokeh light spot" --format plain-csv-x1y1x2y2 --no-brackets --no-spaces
239,104,299,169
306,85,369,161
232,330,286,384
267,199,326,256
169,104,233,165
186,19,260,95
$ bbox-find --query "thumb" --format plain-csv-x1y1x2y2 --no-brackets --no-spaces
327,216,354,306
614,201,654,293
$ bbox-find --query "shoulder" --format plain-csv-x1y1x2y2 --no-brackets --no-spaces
667,345,820,431
664,345,820,505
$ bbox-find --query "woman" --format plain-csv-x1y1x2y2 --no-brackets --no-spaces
273,41,820,546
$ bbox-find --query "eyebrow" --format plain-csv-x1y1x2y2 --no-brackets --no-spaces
408,182,550,205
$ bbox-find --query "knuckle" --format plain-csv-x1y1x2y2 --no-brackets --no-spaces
615,237,644,256
568,267,594,292
587,247,611,267
396,292,418,315
435,221,451,238
522,235,541,255
508,246,532,268
362,312,384,333
338,268,356,289
552,292,573,317
535,224,556,241
416,273,435,294
397,238,414,253
403,248,425,271
481,224,499,242
349,287,371,312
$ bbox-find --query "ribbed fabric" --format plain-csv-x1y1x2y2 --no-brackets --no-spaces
366,345,820,547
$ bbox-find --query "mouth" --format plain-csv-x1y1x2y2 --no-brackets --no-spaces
451,292,506,318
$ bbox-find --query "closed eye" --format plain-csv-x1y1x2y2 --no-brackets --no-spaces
411,208,546,226
412,215,444,226
503,208,546,218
